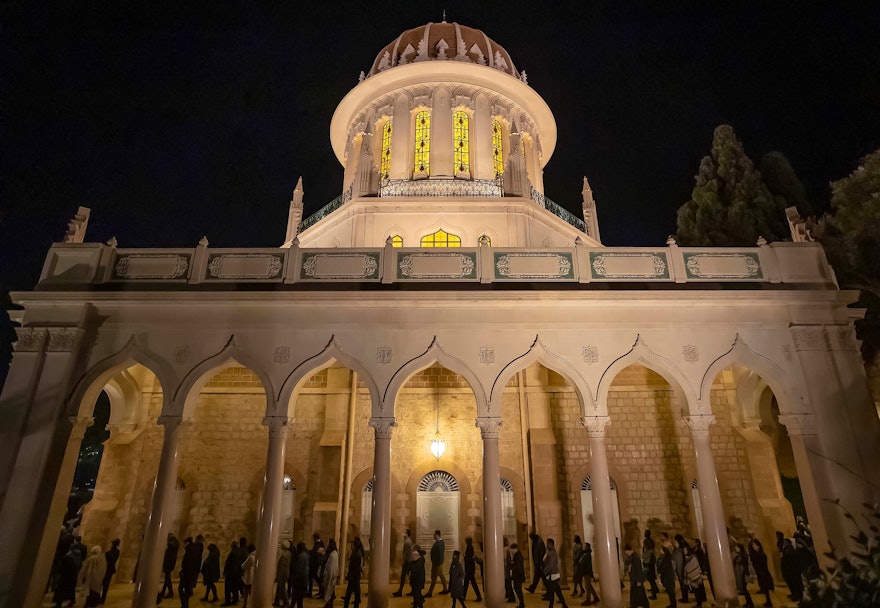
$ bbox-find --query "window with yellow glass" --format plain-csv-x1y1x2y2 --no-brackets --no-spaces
380,121,392,179
492,120,504,176
454,111,470,175
414,111,430,175
420,229,461,248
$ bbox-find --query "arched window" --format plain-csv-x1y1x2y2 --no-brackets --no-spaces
281,475,296,540
380,121,392,179
691,479,705,541
361,478,374,545
414,111,431,176
390,235,403,248
478,235,491,247
453,111,470,176
421,229,461,248
416,470,460,562
492,119,504,176
501,478,516,537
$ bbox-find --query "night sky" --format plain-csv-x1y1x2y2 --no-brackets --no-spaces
3,1,879,292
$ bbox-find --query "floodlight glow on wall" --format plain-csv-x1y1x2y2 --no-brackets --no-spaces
431,394,445,459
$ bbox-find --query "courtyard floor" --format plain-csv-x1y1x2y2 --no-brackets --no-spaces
41,581,801,608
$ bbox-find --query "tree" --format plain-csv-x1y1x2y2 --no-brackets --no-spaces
676,125,789,246
761,151,812,218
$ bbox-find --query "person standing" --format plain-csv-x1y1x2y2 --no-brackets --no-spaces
222,541,241,606
241,544,257,608
462,536,482,602
101,538,120,604
52,545,81,608
393,529,413,597
425,530,448,597
509,543,526,608
683,541,707,608
310,533,326,598
449,550,466,608
692,538,713,597
526,532,546,594
642,530,659,600
291,542,311,608
672,534,688,604
323,539,340,608
571,535,584,598
541,538,567,608
657,539,677,608
578,543,599,606
80,546,108,608
623,545,649,608
201,543,221,603
733,544,754,608
179,536,203,608
410,546,427,608
748,539,774,607
342,537,364,608
275,540,292,608
504,538,515,603
159,533,180,601
779,538,803,602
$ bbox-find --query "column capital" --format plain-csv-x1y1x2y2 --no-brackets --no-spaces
263,416,290,437
68,416,94,441
369,417,397,439
475,417,503,438
157,415,185,432
777,413,818,436
582,415,611,437
684,414,716,436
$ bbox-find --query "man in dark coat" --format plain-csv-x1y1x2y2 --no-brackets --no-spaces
101,538,120,603
393,529,413,597
179,536,204,607
291,542,311,608
642,530,659,599
509,543,526,608
624,545,650,608
409,546,427,608
656,539,677,608
222,541,241,605
425,530,448,597
526,532,546,594
309,533,326,597
159,533,180,600
463,536,482,601
71,535,88,563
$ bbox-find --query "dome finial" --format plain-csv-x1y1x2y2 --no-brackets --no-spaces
442,9,446,23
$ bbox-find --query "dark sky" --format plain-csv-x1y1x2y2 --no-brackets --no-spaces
3,1,879,291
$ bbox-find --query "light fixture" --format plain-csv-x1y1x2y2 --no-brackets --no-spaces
430,393,445,459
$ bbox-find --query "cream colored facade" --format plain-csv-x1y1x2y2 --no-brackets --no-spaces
2,20,880,608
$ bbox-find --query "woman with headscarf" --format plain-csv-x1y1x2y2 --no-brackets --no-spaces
323,539,340,608
80,545,107,607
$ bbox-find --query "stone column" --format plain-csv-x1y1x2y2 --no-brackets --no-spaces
252,416,290,608
431,88,453,177
368,418,396,608
473,94,494,180
477,417,504,608
583,416,621,608
390,94,410,180
684,415,738,608
133,416,185,608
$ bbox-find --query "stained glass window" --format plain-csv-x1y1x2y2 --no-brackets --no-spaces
390,235,403,248
414,111,430,175
380,121,392,179
492,119,504,176
420,229,461,248
454,111,470,175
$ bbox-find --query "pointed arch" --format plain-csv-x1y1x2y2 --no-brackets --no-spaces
384,337,487,416
698,334,807,414
175,335,275,418
489,336,593,415
67,334,175,419
277,335,380,417
596,335,698,416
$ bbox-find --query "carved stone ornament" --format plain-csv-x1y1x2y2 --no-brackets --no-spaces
684,415,716,437
376,346,393,364
682,345,698,362
48,327,81,352
68,416,95,441
369,417,397,439
590,252,669,279
582,416,611,437
581,345,599,365
479,346,495,364
776,413,818,436
263,416,290,437
791,326,827,352
206,254,283,280
274,346,291,364
475,417,503,438
114,254,189,280
13,327,48,352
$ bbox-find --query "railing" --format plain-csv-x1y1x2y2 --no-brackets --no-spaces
299,187,353,232
530,186,587,233
380,177,502,198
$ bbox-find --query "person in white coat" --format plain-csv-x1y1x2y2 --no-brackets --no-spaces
80,546,107,608
322,539,340,608
241,544,256,608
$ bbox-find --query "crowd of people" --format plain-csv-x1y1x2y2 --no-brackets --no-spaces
48,527,120,608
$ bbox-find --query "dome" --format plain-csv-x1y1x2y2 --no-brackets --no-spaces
367,21,519,78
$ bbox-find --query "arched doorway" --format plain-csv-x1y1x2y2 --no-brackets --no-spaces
501,478,516,539
417,470,460,561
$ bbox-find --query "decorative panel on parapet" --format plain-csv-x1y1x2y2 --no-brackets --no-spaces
589,250,670,281
298,250,382,281
493,251,575,281
204,251,286,282
395,250,479,281
682,251,763,281
112,251,192,281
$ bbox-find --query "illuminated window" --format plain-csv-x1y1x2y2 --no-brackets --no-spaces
478,235,491,247
380,121,392,178
390,235,403,248
454,111,470,175
492,120,504,176
420,229,461,248
414,111,430,175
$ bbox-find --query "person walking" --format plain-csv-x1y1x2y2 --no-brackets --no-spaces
462,537,482,602
179,536,203,608
509,543,526,608
323,539,340,608
425,530,448,597
748,539,774,607
733,543,754,608
571,535,584,598
101,538,120,604
657,538,677,608
310,533,326,598
342,537,364,608
159,533,180,601
241,544,257,608
692,538,713,597
410,546,427,608
541,538,567,608
779,538,803,602
578,543,599,606
222,541,241,606
393,529,414,597
449,550,466,608
526,532,546,595
291,542,310,608
275,540,292,607
623,545,649,608
52,544,81,608
81,546,108,608
683,541,706,608
504,538,515,603
642,530,659,600
672,534,688,604
201,543,221,603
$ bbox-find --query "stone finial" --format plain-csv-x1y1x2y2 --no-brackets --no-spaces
358,70,365,82
756,235,768,246
574,236,584,246
282,178,305,248
520,70,528,84
106,236,118,247
198,236,209,247
385,235,393,246
666,235,678,247
63,206,91,243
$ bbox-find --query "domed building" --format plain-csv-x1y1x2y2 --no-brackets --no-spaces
1,21,879,608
